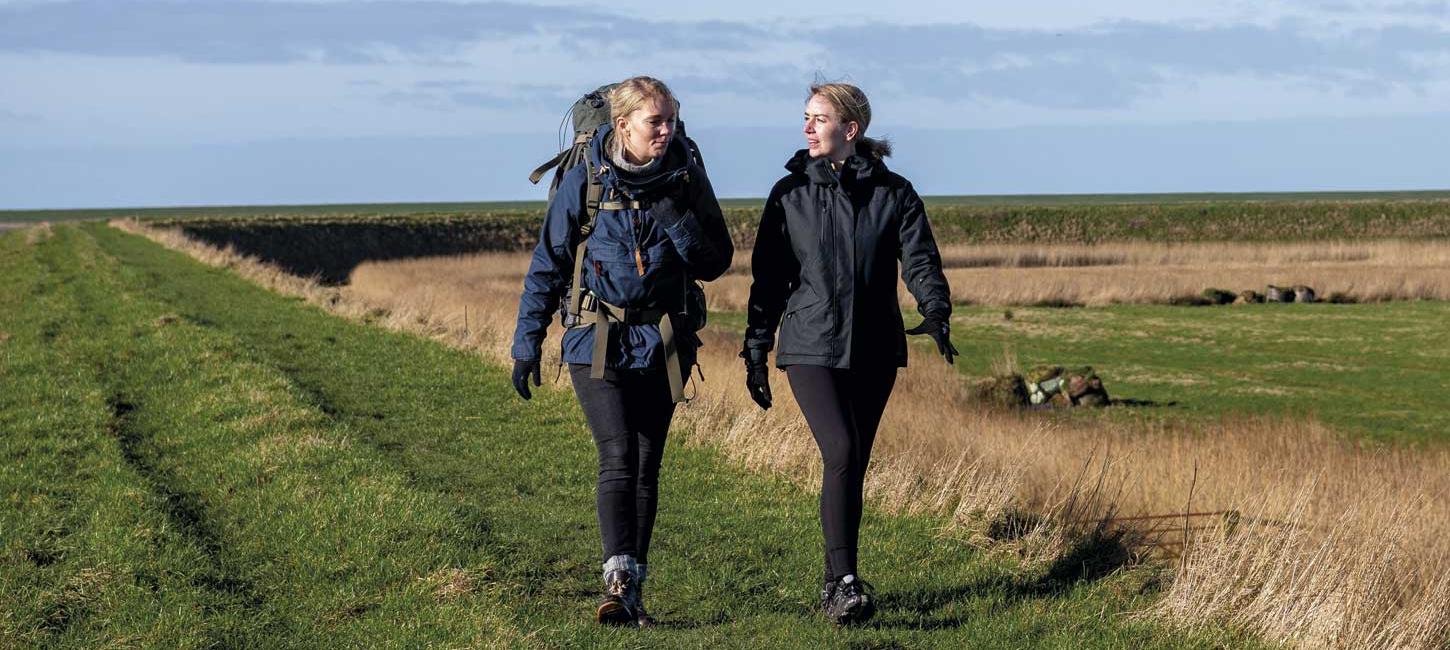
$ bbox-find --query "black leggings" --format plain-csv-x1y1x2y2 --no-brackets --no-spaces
786,365,897,581
569,364,677,566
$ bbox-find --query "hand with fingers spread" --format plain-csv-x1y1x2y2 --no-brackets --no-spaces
905,315,958,365
742,349,772,410
512,358,543,400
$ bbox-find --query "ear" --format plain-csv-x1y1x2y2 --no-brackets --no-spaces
614,115,630,134
844,120,861,142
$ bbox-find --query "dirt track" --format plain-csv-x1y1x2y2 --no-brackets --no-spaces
0,222,28,231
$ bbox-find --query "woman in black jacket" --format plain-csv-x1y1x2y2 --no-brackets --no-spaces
741,82,956,625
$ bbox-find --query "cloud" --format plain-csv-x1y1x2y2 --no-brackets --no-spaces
0,1,617,64
804,19,1450,108
3,1,1449,117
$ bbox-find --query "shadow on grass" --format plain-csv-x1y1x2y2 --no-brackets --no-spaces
1110,398,1181,408
875,528,1140,632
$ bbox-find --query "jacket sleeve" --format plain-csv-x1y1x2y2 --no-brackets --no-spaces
650,165,734,281
742,183,799,354
897,183,952,320
510,167,585,361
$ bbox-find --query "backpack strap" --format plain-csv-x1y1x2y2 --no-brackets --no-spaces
528,131,596,185
528,149,569,185
567,158,603,323
582,296,687,403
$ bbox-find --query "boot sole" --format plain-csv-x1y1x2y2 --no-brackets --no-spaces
596,600,634,626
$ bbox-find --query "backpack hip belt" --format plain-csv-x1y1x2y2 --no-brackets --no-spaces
570,291,686,404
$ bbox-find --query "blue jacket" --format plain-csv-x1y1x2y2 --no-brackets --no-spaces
511,125,734,369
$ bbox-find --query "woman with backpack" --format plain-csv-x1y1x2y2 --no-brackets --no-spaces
510,76,733,627
740,82,956,625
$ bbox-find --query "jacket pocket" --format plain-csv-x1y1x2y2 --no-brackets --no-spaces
778,288,834,357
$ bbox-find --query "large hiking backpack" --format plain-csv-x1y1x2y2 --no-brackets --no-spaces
527,84,709,401
528,84,616,201
528,84,706,203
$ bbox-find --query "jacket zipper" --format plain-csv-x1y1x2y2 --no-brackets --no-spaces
821,190,838,356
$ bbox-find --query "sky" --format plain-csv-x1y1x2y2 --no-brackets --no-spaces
2,0,1448,208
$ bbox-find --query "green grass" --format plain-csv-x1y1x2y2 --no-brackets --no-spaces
0,224,1271,647
0,202,547,223
7,189,1450,222
920,189,1450,206
710,300,1450,446
942,303,1450,445
9,190,1450,248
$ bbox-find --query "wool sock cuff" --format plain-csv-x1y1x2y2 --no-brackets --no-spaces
602,554,638,581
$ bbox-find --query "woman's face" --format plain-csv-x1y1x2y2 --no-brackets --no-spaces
803,94,859,161
616,95,677,163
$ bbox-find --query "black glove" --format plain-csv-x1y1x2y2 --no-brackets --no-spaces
512,358,542,400
742,349,772,410
650,178,695,227
905,316,958,365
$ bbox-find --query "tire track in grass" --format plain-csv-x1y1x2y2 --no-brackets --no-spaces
34,226,277,645
105,393,267,610
22,226,533,648
0,228,242,648
89,223,1274,648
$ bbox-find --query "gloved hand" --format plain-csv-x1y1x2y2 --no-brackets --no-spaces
650,178,695,227
742,349,772,410
512,358,542,400
905,316,959,365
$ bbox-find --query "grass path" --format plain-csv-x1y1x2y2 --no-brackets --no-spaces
1,224,1265,648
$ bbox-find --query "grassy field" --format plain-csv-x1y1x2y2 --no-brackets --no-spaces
326,244,1450,649
8,190,1450,250
700,301,1450,445
1,223,1280,648
946,303,1450,445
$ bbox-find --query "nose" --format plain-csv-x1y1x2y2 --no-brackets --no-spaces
803,120,813,135
659,121,673,138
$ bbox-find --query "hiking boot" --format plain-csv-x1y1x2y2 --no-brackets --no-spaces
596,568,637,626
823,575,876,625
634,564,654,628
634,600,655,629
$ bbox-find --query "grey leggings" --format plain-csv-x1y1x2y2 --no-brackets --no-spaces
786,364,898,581
569,364,677,565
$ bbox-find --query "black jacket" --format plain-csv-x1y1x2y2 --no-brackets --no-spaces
743,144,951,369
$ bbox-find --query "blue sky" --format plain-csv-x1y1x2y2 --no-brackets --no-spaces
2,0,1448,208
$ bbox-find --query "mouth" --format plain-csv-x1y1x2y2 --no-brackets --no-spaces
807,139,820,148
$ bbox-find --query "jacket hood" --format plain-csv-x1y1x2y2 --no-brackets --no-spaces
587,124,694,197
784,141,889,185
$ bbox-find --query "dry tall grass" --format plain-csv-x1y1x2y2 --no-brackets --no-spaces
113,220,1450,649
708,240,1450,309
22,221,53,245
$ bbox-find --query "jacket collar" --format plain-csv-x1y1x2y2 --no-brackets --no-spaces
587,124,693,196
784,142,886,187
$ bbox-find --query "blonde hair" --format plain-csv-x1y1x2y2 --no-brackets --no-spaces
809,82,892,158
609,76,679,123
